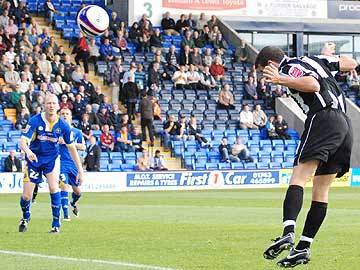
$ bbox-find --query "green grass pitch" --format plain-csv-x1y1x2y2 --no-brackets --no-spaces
1,188,360,270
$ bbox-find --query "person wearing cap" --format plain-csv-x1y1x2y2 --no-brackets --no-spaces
59,94,73,110
151,150,168,171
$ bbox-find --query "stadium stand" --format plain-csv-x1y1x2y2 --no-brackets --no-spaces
0,0,302,172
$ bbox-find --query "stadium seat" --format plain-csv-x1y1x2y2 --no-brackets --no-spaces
218,162,231,170
256,162,269,170
231,162,244,170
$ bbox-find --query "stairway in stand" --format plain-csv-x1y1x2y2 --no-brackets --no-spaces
33,16,183,171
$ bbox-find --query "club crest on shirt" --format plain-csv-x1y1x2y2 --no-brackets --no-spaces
55,128,61,134
289,66,303,78
38,126,43,131
23,124,30,133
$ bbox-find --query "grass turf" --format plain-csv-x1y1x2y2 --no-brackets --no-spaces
0,188,360,270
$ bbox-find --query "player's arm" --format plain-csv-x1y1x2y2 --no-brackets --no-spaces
67,144,84,182
263,63,320,93
20,119,38,162
75,132,86,151
339,55,358,72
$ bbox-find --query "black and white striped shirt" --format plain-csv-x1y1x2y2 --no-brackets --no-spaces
279,55,346,115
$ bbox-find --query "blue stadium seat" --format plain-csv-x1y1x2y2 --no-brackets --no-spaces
205,163,218,170
121,164,135,172
231,162,244,170
244,162,257,170
218,162,231,170
257,162,269,170
100,159,109,171
269,162,282,169
282,162,293,169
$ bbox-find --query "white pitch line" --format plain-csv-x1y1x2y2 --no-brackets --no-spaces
0,250,179,270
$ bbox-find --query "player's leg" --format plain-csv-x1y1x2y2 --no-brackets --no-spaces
46,170,62,232
69,171,82,217
60,174,70,221
19,163,39,232
277,174,335,268
264,160,319,260
32,184,39,203
19,181,36,232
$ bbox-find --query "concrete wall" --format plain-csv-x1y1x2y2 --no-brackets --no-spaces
217,19,258,64
275,97,306,135
346,99,360,167
276,98,360,168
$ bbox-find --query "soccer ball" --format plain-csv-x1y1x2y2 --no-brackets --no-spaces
77,5,109,37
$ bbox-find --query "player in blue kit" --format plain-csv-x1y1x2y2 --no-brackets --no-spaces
19,94,84,233
59,108,86,220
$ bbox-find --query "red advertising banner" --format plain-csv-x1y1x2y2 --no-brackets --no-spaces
162,0,246,11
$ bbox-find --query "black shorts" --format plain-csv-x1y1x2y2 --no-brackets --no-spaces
294,108,353,178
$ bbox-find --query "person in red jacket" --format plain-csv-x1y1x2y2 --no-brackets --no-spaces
209,56,225,81
74,32,90,73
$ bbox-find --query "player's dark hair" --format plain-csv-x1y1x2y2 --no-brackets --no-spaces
255,46,285,68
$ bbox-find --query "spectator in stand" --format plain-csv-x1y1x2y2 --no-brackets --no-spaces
274,114,291,139
147,61,161,95
84,135,101,172
110,103,123,131
132,128,144,152
188,116,210,147
207,15,218,30
179,45,191,66
74,32,89,74
18,73,31,93
55,45,67,62
80,113,91,140
110,57,123,103
163,115,181,150
91,85,105,111
193,30,206,49
122,61,137,85
136,149,150,171
59,94,73,110
200,66,217,90
4,64,19,89
178,114,188,140
97,106,113,128
72,93,86,121
196,13,207,31
99,38,114,61
138,14,153,30
4,150,21,172
172,65,188,90
0,10,9,29
245,75,258,100
181,30,195,51
235,39,248,63
347,69,360,93
88,38,100,65
240,104,258,130
217,83,235,112
190,47,202,68
115,126,134,152
165,45,179,73
175,14,190,35
187,13,196,29
0,36,7,55
5,46,16,63
115,30,128,53
5,19,18,36
51,55,61,75
213,33,228,53
253,104,267,129
84,104,100,130
150,28,163,53
0,55,11,77
15,107,29,130
100,124,114,153
210,56,225,81
44,0,57,24
123,73,139,121
15,93,31,114
109,11,121,34
202,48,214,67
231,137,253,163
219,137,240,163
266,115,279,139
0,85,11,108
151,150,168,171
139,21,152,53
120,114,133,133
38,53,52,77
128,22,141,48
161,12,179,36
186,64,201,90
139,91,154,145
71,65,83,86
